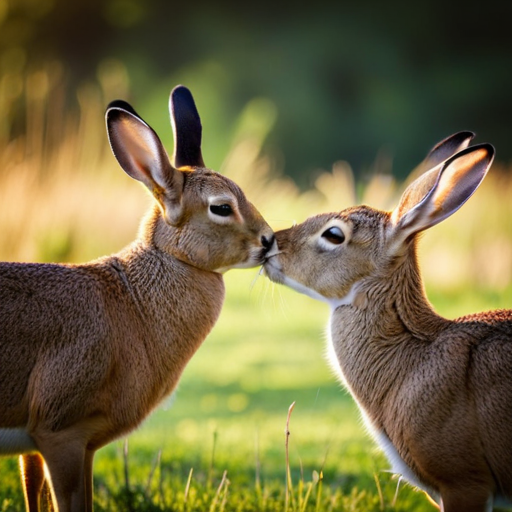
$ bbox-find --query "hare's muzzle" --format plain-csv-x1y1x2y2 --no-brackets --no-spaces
261,234,274,252
262,250,284,284
262,227,291,279
248,229,272,262
259,234,276,259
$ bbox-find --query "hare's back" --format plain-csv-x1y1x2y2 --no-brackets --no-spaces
0,263,111,376
0,261,111,337
458,310,512,493
0,261,118,428
461,310,512,393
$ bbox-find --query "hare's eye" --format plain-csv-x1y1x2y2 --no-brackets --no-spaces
321,226,345,245
210,204,233,217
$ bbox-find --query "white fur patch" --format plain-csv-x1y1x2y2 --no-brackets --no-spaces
493,494,512,510
0,428,38,455
281,275,329,302
325,321,350,387
215,246,264,273
373,429,439,504
329,283,360,310
281,275,358,311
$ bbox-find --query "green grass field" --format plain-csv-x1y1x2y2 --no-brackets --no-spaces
2,268,512,511
2,81,512,511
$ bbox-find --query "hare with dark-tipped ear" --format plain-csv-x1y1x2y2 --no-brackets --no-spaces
265,132,512,511
0,85,274,512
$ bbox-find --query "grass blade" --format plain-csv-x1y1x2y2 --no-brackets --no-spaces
183,467,194,512
209,469,228,512
285,401,296,512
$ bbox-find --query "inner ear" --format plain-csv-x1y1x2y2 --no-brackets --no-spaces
390,166,442,227
392,143,494,238
106,104,185,226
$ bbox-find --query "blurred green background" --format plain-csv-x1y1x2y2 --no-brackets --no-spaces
2,0,512,186
2,2,512,510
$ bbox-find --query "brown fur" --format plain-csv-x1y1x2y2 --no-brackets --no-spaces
265,137,509,511
0,89,274,512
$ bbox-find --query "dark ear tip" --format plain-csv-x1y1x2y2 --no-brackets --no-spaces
171,84,188,94
432,130,475,152
466,142,495,157
171,84,193,100
444,142,496,168
479,142,496,160
105,100,140,119
170,85,198,114
459,130,476,140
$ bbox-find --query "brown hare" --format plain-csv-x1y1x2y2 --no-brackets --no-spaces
264,133,512,512
0,85,274,512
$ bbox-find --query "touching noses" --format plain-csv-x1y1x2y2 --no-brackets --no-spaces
261,234,275,252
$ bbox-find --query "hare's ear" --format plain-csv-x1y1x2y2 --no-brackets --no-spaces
106,100,184,225
422,131,475,170
391,143,494,240
169,85,205,168
401,132,476,190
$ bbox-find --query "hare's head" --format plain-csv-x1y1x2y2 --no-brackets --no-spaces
106,85,274,272
265,133,494,307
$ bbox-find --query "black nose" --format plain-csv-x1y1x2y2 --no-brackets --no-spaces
261,234,275,251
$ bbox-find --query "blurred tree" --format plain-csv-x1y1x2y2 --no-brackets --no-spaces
1,0,512,186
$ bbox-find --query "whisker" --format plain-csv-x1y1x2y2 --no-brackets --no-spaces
249,268,262,291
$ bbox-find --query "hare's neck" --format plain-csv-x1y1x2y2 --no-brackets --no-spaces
136,206,210,268
389,245,446,339
330,242,448,415
111,228,225,397
120,244,223,350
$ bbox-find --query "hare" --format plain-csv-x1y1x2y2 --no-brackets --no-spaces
264,133,512,511
0,85,274,512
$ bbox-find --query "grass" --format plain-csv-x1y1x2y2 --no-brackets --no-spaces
2,271,510,511
2,71,512,511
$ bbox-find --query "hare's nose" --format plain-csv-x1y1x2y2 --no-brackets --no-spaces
261,234,275,251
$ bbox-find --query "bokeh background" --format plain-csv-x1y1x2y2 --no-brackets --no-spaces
2,0,512,185
2,1,512,510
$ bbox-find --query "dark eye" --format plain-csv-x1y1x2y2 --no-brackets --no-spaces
210,204,233,217
321,226,345,245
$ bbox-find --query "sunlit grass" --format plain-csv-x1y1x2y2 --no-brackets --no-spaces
1,69,512,511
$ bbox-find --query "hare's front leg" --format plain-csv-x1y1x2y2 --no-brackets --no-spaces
20,453,45,511
84,448,95,512
440,488,493,512
36,432,89,512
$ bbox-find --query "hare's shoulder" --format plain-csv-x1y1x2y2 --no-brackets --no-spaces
0,261,112,339
448,309,512,356
455,309,512,332
457,309,512,322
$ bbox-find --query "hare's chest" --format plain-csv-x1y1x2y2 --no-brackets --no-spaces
374,429,439,504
